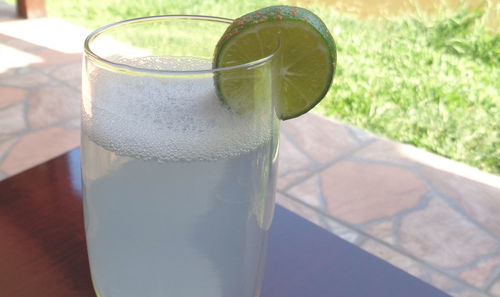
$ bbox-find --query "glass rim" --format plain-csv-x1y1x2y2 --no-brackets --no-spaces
84,14,279,76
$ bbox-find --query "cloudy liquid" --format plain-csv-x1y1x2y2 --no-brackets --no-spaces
81,57,278,297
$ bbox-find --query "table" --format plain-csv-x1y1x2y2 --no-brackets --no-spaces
0,148,450,297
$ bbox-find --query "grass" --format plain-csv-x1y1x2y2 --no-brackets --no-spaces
11,0,498,174
315,2,499,174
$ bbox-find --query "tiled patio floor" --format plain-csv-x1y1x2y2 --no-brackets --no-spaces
1,2,500,296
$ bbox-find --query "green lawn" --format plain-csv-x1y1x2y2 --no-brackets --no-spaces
316,3,500,174
15,0,499,174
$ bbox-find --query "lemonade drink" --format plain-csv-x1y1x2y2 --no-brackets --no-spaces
81,56,278,297
82,6,336,297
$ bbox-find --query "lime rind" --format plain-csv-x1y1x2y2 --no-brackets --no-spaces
214,5,337,120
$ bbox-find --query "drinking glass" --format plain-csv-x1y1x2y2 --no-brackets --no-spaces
81,15,280,297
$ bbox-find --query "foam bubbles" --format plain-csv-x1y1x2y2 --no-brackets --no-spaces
82,56,272,161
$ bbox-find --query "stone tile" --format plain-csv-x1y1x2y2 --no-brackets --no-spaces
453,289,489,297
354,137,475,170
0,34,9,43
490,278,500,297
399,197,499,269
27,84,80,129
420,165,500,238
0,169,7,181
0,127,80,176
33,63,60,75
277,133,314,189
364,219,396,245
281,112,359,164
427,270,462,292
321,216,363,244
0,103,26,140
278,169,313,190
1,37,42,52
276,192,327,229
276,192,361,243
50,61,82,92
63,118,81,129
345,124,375,143
356,136,498,190
34,49,81,68
0,67,16,80
0,18,89,54
354,139,416,166
49,61,81,83
458,255,500,289
66,78,82,92
0,43,43,72
0,137,18,159
320,160,427,224
0,86,27,109
287,174,325,210
360,239,424,279
1,68,50,88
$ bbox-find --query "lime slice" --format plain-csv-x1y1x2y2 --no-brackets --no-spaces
213,5,337,120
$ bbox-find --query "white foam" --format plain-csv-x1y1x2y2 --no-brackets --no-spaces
82,56,272,161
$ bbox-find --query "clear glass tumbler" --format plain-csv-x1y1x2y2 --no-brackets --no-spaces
81,15,280,297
